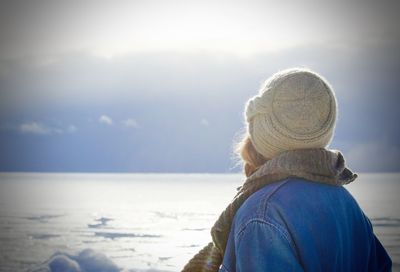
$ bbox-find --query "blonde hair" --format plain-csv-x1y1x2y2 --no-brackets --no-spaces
235,133,267,177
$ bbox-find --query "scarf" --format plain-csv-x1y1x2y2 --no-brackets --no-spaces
181,148,357,272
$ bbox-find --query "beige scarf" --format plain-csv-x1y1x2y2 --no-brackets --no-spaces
182,148,357,272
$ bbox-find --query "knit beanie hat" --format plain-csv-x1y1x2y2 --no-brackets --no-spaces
245,68,337,159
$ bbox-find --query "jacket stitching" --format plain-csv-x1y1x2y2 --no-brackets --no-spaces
236,218,296,252
262,179,291,218
234,179,291,238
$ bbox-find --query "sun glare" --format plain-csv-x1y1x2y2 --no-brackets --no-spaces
86,2,306,59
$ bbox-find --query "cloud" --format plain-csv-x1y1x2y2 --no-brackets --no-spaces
121,118,138,128
67,125,78,133
19,122,51,135
1,1,399,59
40,249,120,272
19,122,77,135
200,118,209,126
99,115,113,125
0,40,398,172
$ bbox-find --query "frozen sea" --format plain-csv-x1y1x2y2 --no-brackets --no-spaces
0,173,399,271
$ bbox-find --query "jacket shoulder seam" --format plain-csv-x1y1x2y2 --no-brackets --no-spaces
262,179,291,218
236,218,295,251
234,179,291,232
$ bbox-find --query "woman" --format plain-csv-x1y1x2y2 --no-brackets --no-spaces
182,68,392,271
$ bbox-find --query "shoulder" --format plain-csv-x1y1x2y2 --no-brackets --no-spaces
233,179,290,225
232,177,355,237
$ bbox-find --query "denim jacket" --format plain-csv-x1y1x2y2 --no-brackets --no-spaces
219,178,392,272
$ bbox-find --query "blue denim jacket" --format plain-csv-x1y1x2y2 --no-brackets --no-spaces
220,178,392,272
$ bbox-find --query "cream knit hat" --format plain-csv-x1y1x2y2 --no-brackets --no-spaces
245,68,337,159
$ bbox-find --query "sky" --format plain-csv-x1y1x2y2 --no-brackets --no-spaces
0,0,399,173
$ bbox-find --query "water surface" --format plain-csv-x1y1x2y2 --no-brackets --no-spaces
0,173,398,271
